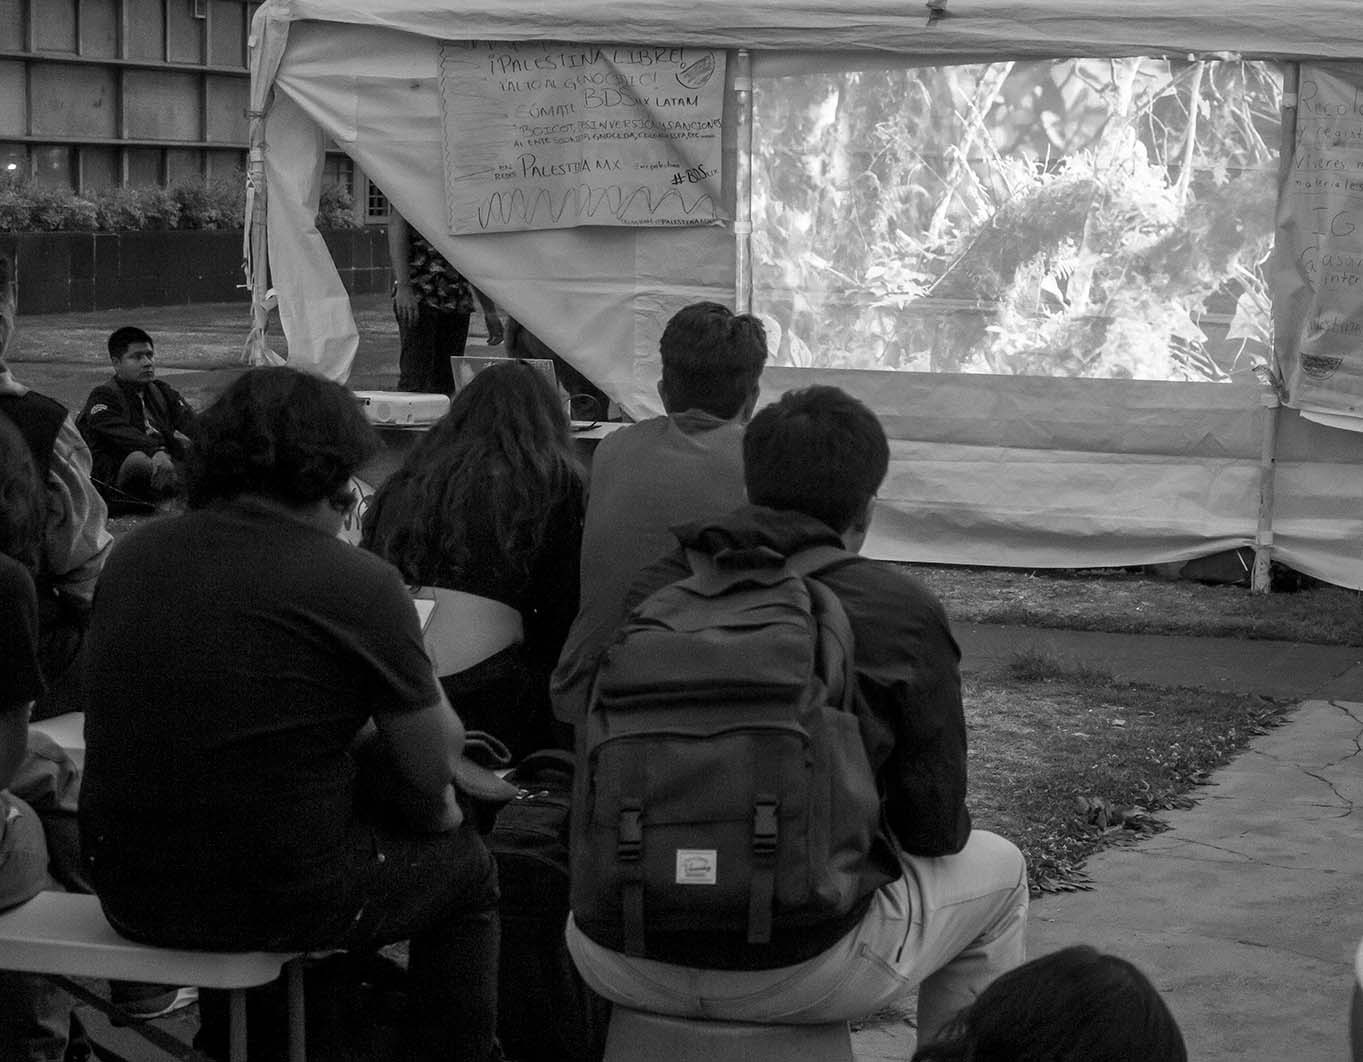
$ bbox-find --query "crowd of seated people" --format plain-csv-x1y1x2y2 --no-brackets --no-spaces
0,272,1195,1062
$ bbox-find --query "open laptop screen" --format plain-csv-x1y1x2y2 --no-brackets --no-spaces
451,355,558,397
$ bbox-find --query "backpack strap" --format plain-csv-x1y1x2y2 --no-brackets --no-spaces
787,545,859,711
784,543,859,581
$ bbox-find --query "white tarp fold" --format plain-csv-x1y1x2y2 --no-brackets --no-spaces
767,368,1363,590
257,1,1363,64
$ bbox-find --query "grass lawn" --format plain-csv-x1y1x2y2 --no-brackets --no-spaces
906,563,1361,645
902,564,1356,893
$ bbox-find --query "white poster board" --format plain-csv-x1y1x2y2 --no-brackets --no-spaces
438,41,727,233
1273,63,1363,421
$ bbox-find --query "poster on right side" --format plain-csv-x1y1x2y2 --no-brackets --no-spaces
1273,63,1363,422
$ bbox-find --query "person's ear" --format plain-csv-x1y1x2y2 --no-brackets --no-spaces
841,497,877,554
739,384,761,423
656,378,670,411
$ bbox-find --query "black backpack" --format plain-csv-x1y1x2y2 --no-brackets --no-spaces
490,750,610,1062
570,544,891,959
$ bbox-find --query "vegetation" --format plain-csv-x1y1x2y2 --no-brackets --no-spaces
753,58,1282,381
900,563,1355,892
967,649,1290,893
907,563,1362,645
0,174,361,232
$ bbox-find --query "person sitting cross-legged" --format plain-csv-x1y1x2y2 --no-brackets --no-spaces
79,367,501,1061
76,325,197,507
566,385,1029,1045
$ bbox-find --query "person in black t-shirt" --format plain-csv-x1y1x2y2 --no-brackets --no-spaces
80,367,501,1062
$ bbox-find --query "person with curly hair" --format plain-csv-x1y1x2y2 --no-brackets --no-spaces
79,367,503,1061
911,945,1187,1062
362,358,586,761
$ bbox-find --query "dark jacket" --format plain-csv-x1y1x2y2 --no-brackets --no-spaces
596,504,971,967
76,377,197,485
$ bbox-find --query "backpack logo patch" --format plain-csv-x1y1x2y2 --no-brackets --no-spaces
675,850,717,885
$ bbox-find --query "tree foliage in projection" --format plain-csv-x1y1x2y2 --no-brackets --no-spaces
751,59,1281,381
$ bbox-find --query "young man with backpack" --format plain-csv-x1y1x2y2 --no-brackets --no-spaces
566,385,1028,1046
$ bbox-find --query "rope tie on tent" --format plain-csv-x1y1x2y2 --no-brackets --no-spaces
926,0,949,26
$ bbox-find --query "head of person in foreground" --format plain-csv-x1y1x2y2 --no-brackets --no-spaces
658,301,768,421
186,366,376,529
912,944,1188,1062
743,384,888,551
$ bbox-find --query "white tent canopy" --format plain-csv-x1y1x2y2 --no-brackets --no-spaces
247,0,1363,588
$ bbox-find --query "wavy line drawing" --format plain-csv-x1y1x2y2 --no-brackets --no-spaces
471,184,720,230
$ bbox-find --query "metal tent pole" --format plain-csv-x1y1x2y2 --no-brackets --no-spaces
733,49,754,313
1252,63,1299,594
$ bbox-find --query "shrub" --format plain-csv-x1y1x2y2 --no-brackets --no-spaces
0,183,34,232
171,173,246,230
316,184,361,230
19,182,97,232
91,186,150,231
0,175,364,232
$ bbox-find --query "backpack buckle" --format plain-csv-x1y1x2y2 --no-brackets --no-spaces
753,796,779,857
618,802,643,861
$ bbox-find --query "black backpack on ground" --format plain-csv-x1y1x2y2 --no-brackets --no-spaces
489,750,610,1062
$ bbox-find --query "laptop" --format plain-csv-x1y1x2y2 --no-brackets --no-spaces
450,354,559,397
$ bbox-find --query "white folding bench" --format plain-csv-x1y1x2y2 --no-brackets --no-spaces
27,711,86,765
0,890,305,1062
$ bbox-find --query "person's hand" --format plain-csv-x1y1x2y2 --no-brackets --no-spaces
393,284,419,328
150,450,177,492
484,313,504,346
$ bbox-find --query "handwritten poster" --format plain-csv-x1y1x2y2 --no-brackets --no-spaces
1274,63,1363,419
438,41,727,234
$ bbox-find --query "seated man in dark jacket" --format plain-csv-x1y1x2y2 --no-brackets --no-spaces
76,326,197,504
566,386,1028,1047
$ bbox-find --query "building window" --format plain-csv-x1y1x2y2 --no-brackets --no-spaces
322,152,354,197
0,143,26,179
366,179,390,220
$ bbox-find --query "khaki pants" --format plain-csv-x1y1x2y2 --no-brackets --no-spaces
567,829,1028,1045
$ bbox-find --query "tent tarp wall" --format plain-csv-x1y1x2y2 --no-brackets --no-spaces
766,368,1363,590
250,1,1363,588
264,20,736,407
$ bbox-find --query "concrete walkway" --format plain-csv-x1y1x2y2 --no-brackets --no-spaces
854,625,1363,1062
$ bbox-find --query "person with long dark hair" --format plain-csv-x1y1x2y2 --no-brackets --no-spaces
363,358,586,761
912,945,1187,1062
